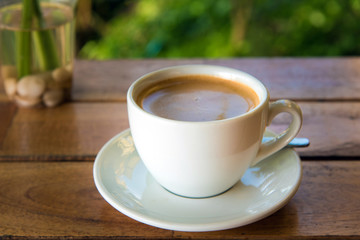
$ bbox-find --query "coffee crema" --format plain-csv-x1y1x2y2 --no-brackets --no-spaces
137,75,259,122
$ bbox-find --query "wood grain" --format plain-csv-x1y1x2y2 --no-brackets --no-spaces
1,101,360,160
176,161,360,239
0,58,359,240
0,102,16,148
3,58,359,102
71,58,360,102
0,161,359,239
0,102,129,160
72,59,205,102
0,162,171,238
271,102,360,157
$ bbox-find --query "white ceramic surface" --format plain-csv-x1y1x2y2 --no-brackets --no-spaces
93,129,302,232
127,65,302,198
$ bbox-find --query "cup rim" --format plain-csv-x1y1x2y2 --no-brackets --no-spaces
127,64,269,124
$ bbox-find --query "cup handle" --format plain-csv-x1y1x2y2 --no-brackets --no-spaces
250,99,303,167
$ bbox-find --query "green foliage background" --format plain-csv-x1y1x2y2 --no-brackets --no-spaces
79,0,360,59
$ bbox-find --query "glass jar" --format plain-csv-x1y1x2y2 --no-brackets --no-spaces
0,0,77,107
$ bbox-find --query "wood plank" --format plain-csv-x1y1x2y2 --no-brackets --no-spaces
175,161,360,240
71,58,360,101
272,102,360,157
0,57,360,101
1,58,360,103
0,161,359,239
2,101,360,160
206,58,360,101
0,162,172,238
0,102,129,160
0,102,17,148
72,59,204,102
1,101,360,160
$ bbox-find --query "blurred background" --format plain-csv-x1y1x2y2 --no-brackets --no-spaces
76,0,360,59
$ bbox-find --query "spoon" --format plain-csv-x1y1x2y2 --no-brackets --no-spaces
262,137,310,148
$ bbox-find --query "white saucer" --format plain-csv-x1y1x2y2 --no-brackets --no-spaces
93,129,302,232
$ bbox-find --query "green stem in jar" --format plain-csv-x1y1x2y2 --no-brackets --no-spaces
15,0,33,79
32,0,60,71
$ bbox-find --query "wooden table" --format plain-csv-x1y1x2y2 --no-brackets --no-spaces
1,58,359,239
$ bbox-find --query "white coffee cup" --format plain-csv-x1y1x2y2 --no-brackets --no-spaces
127,65,302,198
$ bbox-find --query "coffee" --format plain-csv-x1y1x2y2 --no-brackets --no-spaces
137,75,259,122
